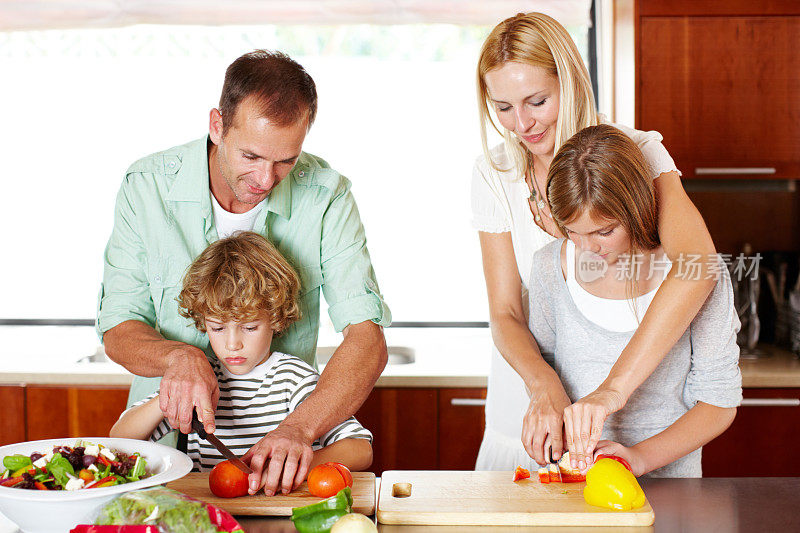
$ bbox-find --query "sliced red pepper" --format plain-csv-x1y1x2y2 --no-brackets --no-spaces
560,473,586,483
513,466,530,482
596,454,633,473
86,475,117,488
34,481,48,490
1,477,25,487
537,467,550,484
548,464,562,483
97,455,112,467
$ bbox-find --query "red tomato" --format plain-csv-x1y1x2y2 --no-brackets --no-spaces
209,460,250,498
307,462,353,498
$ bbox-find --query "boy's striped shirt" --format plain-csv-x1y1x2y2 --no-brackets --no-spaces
130,351,372,471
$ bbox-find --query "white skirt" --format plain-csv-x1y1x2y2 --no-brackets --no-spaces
475,345,539,471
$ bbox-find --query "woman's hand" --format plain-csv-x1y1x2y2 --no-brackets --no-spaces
593,440,647,477
521,382,572,465
563,387,625,471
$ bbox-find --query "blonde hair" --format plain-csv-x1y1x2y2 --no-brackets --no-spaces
178,231,301,334
547,124,660,317
477,12,598,176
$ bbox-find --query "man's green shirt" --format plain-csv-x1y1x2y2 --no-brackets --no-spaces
97,137,391,406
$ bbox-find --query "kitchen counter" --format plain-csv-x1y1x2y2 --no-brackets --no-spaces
230,477,799,532
0,477,796,533
1,325,798,388
232,477,798,532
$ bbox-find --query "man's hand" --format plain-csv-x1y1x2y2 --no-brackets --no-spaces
242,422,315,496
521,382,572,465
562,387,625,471
158,344,219,434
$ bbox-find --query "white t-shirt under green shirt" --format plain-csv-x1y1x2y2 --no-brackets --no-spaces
210,193,265,238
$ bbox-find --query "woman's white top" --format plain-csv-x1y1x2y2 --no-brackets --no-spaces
564,240,670,332
471,121,682,471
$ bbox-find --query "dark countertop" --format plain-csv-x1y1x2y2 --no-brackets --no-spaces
234,477,800,533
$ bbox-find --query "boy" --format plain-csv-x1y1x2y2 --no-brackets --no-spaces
111,231,373,477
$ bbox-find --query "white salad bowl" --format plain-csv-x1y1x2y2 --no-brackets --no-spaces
0,437,192,533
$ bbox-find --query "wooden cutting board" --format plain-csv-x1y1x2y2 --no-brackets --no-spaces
167,471,375,516
378,471,654,527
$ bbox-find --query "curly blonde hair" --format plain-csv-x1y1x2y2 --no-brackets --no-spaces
178,231,301,333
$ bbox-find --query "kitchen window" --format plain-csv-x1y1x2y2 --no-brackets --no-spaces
0,7,594,339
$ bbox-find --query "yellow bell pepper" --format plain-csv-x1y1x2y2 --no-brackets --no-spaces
11,465,36,478
583,458,646,511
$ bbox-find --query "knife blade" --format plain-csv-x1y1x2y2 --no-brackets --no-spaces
191,411,253,475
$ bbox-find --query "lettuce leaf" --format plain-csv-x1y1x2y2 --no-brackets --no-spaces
47,453,75,487
3,455,31,472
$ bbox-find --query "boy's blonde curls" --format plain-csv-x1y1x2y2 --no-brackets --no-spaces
178,231,301,333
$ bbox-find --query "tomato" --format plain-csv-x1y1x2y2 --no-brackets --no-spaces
209,460,250,498
307,462,353,498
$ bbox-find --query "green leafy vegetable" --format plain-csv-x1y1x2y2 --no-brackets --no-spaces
47,453,76,486
97,487,219,533
3,455,31,472
125,455,147,482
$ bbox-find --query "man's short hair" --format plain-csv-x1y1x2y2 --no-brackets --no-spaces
178,231,301,334
219,49,318,133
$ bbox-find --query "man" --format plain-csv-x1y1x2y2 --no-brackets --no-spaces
97,50,390,496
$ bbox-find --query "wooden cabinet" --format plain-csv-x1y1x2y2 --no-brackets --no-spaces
25,385,129,440
9,381,798,477
355,387,487,474
438,388,487,469
0,385,26,446
637,1,800,179
702,388,800,477
355,388,438,475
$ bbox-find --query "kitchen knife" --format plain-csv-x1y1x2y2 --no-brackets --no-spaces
191,411,253,475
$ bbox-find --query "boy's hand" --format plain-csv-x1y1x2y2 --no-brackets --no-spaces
159,344,219,435
243,422,314,496
593,440,647,477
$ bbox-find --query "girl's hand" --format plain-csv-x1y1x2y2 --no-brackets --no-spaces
593,440,647,477
521,382,572,465
562,387,625,471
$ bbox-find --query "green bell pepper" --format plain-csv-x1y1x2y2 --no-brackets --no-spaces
291,487,353,533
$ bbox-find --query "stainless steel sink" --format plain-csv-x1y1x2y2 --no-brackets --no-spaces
316,345,415,366
76,347,109,364
79,345,416,366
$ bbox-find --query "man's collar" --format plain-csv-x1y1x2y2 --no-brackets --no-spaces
165,135,294,220
264,173,292,219
165,136,212,203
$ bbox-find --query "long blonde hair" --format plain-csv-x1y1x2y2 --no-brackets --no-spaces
547,124,660,317
477,12,598,177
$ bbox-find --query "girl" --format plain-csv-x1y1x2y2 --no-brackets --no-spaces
472,12,719,471
527,124,741,477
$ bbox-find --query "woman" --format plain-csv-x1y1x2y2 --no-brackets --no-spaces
528,124,740,477
472,12,718,471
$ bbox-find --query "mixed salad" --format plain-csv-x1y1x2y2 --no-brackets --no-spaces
0,441,149,491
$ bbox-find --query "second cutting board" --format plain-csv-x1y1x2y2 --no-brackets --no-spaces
167,471,375,516
378,470,654,527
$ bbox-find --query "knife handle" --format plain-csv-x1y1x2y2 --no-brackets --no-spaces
191,409,208,439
